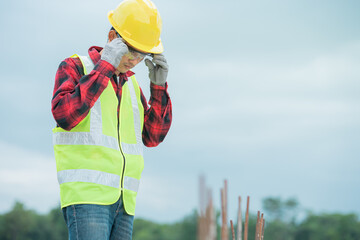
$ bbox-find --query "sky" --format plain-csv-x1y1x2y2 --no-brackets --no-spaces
0,0,359,223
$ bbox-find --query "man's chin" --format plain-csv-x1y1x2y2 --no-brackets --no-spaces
124,64,133,70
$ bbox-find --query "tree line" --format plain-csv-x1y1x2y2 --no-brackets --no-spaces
0,197,359,240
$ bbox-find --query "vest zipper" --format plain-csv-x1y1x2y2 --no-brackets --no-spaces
117,86,126,196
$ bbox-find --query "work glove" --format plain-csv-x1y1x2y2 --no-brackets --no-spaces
101,38,129,69
144,54,168,86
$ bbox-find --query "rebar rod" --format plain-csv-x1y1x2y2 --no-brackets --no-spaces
237,196,242,240
209,190,216,240
221,180,228,240
255,211,260,240
230,220,235,240
221,188,226,240
244,196,250,240
258,213,264,240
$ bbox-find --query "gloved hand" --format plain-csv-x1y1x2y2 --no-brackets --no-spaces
101,38,129,69
144,54,168,86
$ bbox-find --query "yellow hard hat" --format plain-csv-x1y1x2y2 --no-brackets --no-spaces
108,0,163,54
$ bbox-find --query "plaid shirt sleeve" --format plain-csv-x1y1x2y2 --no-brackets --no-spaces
51,57,115,130
141,82,172,147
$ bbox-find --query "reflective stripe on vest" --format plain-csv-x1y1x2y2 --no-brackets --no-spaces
57,169,140,192
54,55,143,192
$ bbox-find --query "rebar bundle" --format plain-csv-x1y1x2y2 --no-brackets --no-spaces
198,176,265,240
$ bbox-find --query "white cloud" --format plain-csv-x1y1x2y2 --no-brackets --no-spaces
182,41,360,94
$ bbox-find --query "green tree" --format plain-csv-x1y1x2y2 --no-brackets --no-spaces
0,202,67,240
1,200,360,240
295,213,360,240
133,210,197,240
133,218,167,240
46,206,68,240
173,210,197,240
264,219,296,240
262,196,299,222
0,202,43,240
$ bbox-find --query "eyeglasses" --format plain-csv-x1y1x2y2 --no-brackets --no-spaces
116,32,151,60
126,47,147,61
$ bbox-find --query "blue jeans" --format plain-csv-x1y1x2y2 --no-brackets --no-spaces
62,197,134,240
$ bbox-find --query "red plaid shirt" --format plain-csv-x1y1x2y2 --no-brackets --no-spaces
52,46,172,147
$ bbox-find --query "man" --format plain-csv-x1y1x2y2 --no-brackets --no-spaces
51,0,172,239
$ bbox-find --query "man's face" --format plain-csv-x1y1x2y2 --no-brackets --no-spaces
115,54,143,74
114,33,150,74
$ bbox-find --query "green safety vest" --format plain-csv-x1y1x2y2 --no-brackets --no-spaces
52,54,144,215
